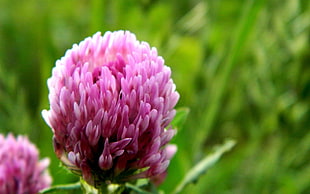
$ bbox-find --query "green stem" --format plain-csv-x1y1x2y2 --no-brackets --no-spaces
98,183,109,194
98,183,125,194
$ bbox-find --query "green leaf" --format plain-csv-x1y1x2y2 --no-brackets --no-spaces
80,178,98,194
125,183,153,194
171,107,190,131
39,182,81,194
173,139,236,193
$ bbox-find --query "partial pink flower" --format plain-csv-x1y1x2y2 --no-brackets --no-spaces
150,145,177,186
0,133,51,194
42,30,179,187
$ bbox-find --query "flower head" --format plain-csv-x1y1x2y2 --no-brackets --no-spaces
42,31,179,186
0,133,51,194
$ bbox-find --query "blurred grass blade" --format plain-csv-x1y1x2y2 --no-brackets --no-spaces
171,107,190,131
177,1,207,34
194,0,265,156
173,140,236,194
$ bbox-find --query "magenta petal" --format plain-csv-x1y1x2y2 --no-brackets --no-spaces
99,139,113,170
99,154,113,170
110,138,132,153
165,144,178,160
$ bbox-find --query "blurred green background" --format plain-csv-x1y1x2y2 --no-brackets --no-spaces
0,0,309,193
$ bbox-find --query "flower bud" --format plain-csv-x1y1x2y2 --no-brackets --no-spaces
42,31,179,187
0,133,51,194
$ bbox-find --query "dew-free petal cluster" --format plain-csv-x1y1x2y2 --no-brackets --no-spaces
42,30,179,186
0,134,51,194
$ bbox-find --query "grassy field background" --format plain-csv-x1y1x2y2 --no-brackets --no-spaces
0,0,309,193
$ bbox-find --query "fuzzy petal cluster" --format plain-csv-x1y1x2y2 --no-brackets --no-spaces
42,31,179,186
0,134,51,194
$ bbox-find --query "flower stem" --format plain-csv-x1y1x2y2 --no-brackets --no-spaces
98,183,109,194
98,183,125,194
